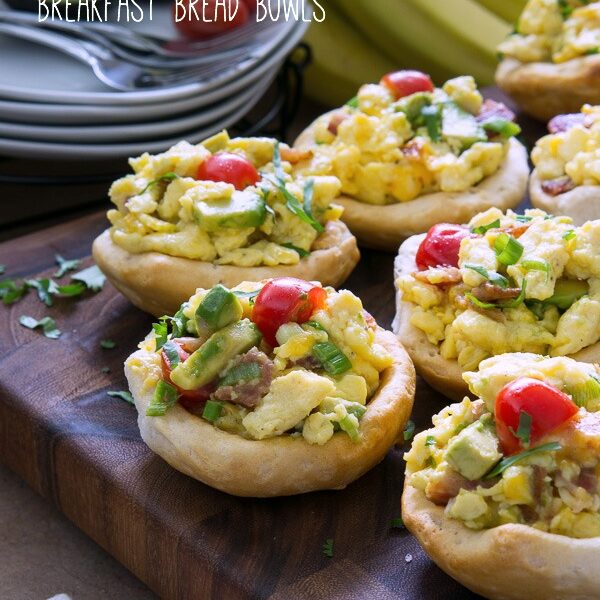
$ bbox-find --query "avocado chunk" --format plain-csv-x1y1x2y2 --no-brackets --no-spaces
544,278,589,310
170,319,262,390
445,419,502,480
395,91,433,123
195,285,243,335
194,189,267,231
441,102,487,149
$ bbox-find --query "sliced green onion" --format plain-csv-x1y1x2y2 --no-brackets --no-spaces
303,177,315,219
499,279,527,309
146,380,179,417
219,362,261,387
196,284,242,332
100,339,116,350
338,414,361,442
421,104,442,142
202,400,224,423
142,171,178,193
345,96,359,108
568,375,600,408
464,264,509,288
563,229,576,241
465,293,497,310
494,233,524,265
162,340,182,369
485,442,561,479
425,435,437,447
509,410,532,448
586,47,599,55
283,243,310,257
403,420,415,442
471,218,500,235
312,342,352,376
521,259,550,274
515,215,533,223
107,390,134,405
482,118,521,139
305,320,326,331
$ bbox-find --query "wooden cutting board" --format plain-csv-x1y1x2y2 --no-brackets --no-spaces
0,211,486,600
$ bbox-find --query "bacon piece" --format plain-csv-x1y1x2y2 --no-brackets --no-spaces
548,113,586,134
471,283,521,303
476,99,516,123
327,111,349,135
504,224,530,239
413,267,462,286
212,348,274,409
426,470,475,505
541,176,576,196
280,147,313,164
532,465,547,503
577,468,598,494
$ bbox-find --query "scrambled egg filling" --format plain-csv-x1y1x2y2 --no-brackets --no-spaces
405,353,600,538
296,76,513,205
131,282,392,446
107,131,343,267
499,0,600,63
397,209,600,370
532,104,600,184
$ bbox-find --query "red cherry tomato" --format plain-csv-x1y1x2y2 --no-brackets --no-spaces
196,152,260,191
415,223,473,270
161,342,214,406
173,0,249,40
252,278,328,346
380,70,434,99
495,377,578,455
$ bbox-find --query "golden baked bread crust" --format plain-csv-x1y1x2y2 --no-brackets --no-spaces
496,55,600,122
393,233,600,400
92,220,360,317
294,118,528,251
126,329,415,497
530,169,600,225
402,484,600,600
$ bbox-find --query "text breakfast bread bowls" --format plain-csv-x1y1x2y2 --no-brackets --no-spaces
394,208,600,399
402,353,600,600
496,0,600,121
92,131,360,317
124,278,415,496
293,70,528,250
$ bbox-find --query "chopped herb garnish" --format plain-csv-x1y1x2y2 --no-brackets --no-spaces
586,47,599,55
142,171,178,193
509,410,532,448
19,315,61,339
312,341,352,376
72,265,106,292
421,104,442,142
55,282,87,297
202,400,224,422
306,320,326,331
303,177,315,220
403,420,415,442
568,375,600,407
345,96,359,108
390,517,405,529
162,340,182,368
283,243,310,257
54,254,80,278
482,119,521,139
100,339,117,349
521,260,550,274
322,538,334,558
425,435,436,447
219,362,261,387
0,279,28,305
485,442,561,479
464,264,509,288
26,278,56,307
563,229,576,241
515,215,533,223
108,390,134,405
146,380,178,416
494,233,524,265
152,320,169,351
233,290,260,300
472,219,500,235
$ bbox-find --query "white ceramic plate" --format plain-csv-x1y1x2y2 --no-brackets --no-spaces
0,1,307,105
0,72,275,142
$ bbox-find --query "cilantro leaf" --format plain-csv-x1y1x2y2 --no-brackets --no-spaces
141,172,178,194
19,315,61,339
0,279,29,305
509,410,532,448
485,442,561,479
100,339,117,349
322,538,334,558
425,435,437,447
55,282,87,297
152,320,169,351
25,278,57,307
101,366,111,374
72,265,106,292
403,420,415,442
0,264,5,275
54,254,81,278
107,390,134,405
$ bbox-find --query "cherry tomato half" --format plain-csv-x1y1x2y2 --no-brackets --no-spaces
380,70,434,100
495,377,578,455
173,0,249,40
415,223,473,270
252,278,328,347
196,152,260,191
161,342,214,407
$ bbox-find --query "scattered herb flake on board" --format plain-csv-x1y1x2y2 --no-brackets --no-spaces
107,390,134,405
54,254,81,278
403,420,415,442
100,339,117,349
101,366,111,374
26,278,56,307
0,280,28,305
72,265,106,291
19,315,61,339
390,517,405,529
322,539,334,558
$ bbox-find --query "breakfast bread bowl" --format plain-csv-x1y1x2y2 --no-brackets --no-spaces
126,327,414,497
294,124,528,251
93,220,359,317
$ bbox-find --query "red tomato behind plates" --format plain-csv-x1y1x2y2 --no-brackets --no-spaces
174,0,249,39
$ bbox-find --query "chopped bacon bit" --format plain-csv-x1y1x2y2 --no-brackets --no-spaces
476,99,516,124
472,283,521,303
548,113,586,134
577,468,598,494
280,147,313,164
402,138,425,161
504,224,530,239
413,267,462,286
327,111,349,136
426,470,475,505
541,176,576,197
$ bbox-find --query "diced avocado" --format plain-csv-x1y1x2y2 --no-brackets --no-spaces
170,319,262,390
544,278,589,310
395,91,432,123
201,130,230,153
195,285,243,334
445,420,502,480
194,189,266,231
441,102,487,149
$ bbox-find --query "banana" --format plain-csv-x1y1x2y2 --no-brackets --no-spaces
473,0,527,24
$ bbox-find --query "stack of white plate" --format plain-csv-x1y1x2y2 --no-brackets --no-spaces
0,1,310,160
